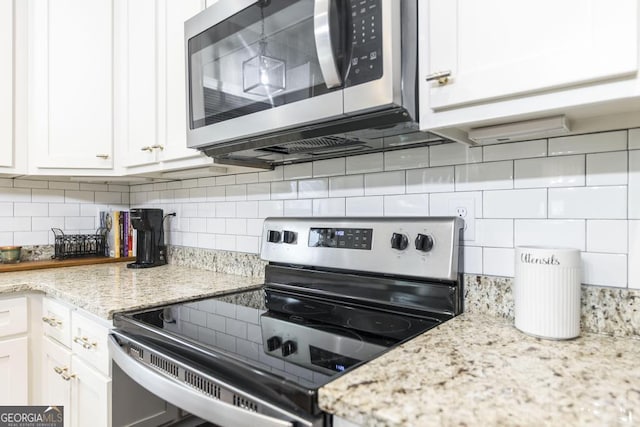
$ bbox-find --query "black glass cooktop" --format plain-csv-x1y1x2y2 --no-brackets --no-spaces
118,287,440,390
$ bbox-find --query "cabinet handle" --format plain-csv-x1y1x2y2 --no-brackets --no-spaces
425,70,452,85
96,154,110,159
151,144,164,151
140,146,153,152
74,336,97,350
42,316,62,327
61,372,77,381
53,366,67,375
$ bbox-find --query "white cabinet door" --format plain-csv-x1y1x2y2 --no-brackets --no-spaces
425,0,638,111
70,355,111,427
0,336,28,405
29,0,115,171
0,0,13,169
41,337,72,427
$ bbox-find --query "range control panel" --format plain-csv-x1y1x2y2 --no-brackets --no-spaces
261,217,463,281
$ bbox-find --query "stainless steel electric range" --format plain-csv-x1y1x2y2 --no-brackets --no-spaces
109,217,463,427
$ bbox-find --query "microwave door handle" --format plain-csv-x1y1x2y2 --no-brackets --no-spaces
314,0,342,88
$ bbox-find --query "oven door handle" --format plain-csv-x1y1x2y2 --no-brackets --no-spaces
313,0,342,88
108,335,294,427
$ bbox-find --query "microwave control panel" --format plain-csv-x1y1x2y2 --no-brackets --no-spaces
346,0,383,86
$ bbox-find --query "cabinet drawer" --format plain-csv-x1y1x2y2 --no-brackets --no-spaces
71,311,110,376
0,296,28,338
42,297,72,348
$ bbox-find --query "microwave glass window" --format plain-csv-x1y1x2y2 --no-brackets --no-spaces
188,0,342,130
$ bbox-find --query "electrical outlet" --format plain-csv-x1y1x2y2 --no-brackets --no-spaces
448,199,476,241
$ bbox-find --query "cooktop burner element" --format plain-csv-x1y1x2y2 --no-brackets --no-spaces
346,314,413,334
112,216,464,427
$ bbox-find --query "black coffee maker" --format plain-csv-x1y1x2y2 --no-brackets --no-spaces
127,208,167,269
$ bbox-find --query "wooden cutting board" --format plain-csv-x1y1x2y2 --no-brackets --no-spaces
0,257,135,273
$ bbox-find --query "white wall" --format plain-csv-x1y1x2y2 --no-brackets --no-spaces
0,179,129,245
130,128,640,290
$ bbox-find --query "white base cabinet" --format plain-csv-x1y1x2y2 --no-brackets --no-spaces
420,0,640,139
0,296,29,405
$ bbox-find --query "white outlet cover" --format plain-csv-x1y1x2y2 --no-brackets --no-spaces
448,199,476,241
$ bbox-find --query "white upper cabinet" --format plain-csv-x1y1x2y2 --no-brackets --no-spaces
0,0,13,170
28,0,115,172
420,0,640,134
116,0,212,172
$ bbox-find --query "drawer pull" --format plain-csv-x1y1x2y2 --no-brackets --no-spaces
42,316,62,327
140,146,153,152
61,372,76,381
151,144,164,151
425,70,452,85
53,366,66,375
74,336,97,350
96,154,110,159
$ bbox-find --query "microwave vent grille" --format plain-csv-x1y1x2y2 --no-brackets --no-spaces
257,136,368,155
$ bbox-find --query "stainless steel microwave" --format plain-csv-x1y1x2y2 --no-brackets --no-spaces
185,0,445,168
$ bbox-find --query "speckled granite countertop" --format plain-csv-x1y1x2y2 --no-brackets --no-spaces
319,313,640,427
0,263,263,319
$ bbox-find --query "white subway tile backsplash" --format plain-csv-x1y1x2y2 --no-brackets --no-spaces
216,202,236,218
49,181,79,190
298,179,329,199
49,204,80,217
284,163,313,180
483,139,547,161
32,189,64,203
14,231,49,245
346,153,383,174
207,218,226,234
364,171,405,195
629,150,640,219
258,166,284,182
312,198,345,216
80,183,108,191
247,219,264,236
463,246,483,274
586,220,627,253
455,161,513,191
384,147,429,171
629,221,640,289
236,201,258,218
189,187,207,202
236,235,259,253
226,219,247,235
515,220,585,251
109,184,129,193
14,203,48,217
246,183,270,201
284,200,312,216
514,155,585,188
586,151,627,186
483,247,514,277
329,175,364,198
94,192,122,204
430,143,482,166
0,179,12,188
0,203,12,216
0,232,13,245
346,196,383,216
197,233,216,250
216,175,236,186
483,189,546,218
65,191,94,204
225,185,247,201
32,217,65,232
197,178,216,188
0,217,30,232
630,128,640,149
14,179,48,189
181,203,198,217
258,201,284,218
65,217,95,231
189,218,207,233
313,158,345,177
235,173,259,184
406,166,455,193
174,189,190,201
549,186,626,219
549,130,627,155
182,179,199,189
475,219,513,248
197,203,216,218
271,181,297,200
0,188,30,202
581,252,627,287
215,234,236,251
383,194,429,216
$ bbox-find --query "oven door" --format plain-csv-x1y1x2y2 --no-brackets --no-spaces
109,331,322,427
186,0,344,149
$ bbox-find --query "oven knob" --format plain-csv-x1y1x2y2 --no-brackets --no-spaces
282,230,297,244
390,232,408,250
267,230,281,243
266,336,282,352
281,340,297,357
415,233,434,252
